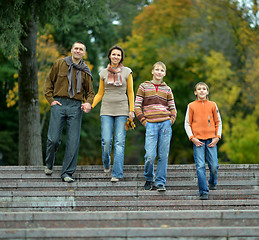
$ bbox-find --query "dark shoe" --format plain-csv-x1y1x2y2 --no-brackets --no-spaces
44,166,53,176
62,176,75,183
156,185,166,192
209,185,217,190
200,192,209,200
144,181,153,191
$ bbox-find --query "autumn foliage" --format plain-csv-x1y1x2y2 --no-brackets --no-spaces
1,0,258,165
120,0,259,164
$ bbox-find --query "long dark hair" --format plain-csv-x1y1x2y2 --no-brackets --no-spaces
107,45,125,64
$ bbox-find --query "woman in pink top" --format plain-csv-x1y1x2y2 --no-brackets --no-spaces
92,45,135,182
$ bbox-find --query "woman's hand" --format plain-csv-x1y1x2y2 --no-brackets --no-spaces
129,111,135,119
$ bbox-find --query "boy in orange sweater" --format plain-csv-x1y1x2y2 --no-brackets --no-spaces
184,82,222,200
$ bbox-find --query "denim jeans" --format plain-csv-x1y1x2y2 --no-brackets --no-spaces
45,97,82,179
193,139,219,196
144,120,172,187
101,115,127,178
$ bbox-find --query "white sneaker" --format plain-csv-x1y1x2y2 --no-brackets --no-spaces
110,177,119,182
44,166,53,175
62,176,75,183
104,166,111,173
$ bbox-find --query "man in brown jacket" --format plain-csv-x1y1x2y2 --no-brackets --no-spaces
44,41,95,183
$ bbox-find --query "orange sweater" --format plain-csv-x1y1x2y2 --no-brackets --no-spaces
184,99,222,140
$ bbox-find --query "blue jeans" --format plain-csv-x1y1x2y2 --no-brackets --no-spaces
144,120,172,187
193,139,219,196
45,97,82,179
101,115,127,178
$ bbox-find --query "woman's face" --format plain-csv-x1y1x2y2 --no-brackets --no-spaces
109,49,122,66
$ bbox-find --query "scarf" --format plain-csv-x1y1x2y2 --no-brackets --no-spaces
63,56,93,98
107,63,123,86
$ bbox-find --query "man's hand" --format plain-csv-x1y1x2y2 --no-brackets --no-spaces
81,103,92,113
208,137,219,148
51,101,62,106
191,137,205,147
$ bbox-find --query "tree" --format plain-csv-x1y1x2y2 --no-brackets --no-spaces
0,53,19,165
108,0,150,41
120,0,259,163
0,0,106,165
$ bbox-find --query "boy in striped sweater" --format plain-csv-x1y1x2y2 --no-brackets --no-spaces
184,82,222,200
135,62,177,191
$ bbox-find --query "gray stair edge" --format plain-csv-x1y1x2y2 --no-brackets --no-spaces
0,189,258,197
0,172,258,180
0,164,258,171
0,209,258,221
0,179,257,188
0,226,259,238
0,199,258,208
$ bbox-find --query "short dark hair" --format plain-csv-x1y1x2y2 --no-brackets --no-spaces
72,41,86,51
107,45,125,64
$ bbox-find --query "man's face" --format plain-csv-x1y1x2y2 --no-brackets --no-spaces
71,43,86,61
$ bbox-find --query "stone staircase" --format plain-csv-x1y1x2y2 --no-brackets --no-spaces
0,164,258,239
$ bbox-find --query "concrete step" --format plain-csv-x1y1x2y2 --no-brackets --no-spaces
0,210,258,239
0,164,258,239
0,164,258,173
0,164,258,212
0,164,257,185
1,226,259,239
0,179,257,191
0,189,258,200
1,210,258,228
1,199,258,211
0,172,257,183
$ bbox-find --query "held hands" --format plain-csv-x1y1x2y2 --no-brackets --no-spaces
81,103,92,113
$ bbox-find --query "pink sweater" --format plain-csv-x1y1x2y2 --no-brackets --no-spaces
135,81,177,125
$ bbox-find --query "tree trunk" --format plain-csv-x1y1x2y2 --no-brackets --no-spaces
18,14,42,165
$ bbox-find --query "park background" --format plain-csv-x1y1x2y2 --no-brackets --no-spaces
0,0,258,166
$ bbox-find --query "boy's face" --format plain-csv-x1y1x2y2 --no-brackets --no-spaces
195,84,209,100
152,64,166,82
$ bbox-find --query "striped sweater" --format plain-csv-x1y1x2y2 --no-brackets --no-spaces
184,99,222,140
135,81,177,125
